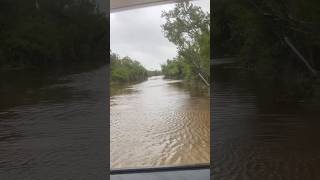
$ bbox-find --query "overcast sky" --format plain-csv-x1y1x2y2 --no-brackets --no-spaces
110,0,210,70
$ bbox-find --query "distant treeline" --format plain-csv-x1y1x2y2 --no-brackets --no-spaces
160,1,210,85
147,70,162,77
110,52,148,84
213,0,320,80
0,0,107,69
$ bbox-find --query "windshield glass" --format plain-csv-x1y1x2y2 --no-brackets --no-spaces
110,0,210,169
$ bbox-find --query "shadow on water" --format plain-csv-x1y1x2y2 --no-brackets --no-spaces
212,65,320,180
110,82,141,97
163,78,209,98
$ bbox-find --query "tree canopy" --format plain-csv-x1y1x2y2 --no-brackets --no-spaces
111,51,148,83
161,1,210,85
213,0,320,77
0,0,107,69
213,0,320,97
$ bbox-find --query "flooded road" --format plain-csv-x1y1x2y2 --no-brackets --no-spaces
0,65,108,180
110,76,210,169
212,66,320,180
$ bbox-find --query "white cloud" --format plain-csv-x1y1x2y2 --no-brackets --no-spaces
110,0,210,70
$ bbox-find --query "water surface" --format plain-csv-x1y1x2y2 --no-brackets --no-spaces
212,66,320,180
111,76,210,169
0,65,108,180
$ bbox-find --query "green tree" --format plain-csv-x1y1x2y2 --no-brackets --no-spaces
0,0,107,69
213,0,320,97
110,51,148,84
161,1,210,84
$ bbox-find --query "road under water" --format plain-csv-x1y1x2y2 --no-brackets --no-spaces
212,66,320,180
110,76,210,169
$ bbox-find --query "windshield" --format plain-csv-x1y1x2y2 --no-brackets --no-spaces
110,0,210,170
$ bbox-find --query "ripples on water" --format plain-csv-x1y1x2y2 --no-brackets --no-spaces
0,65,108,180
212,67,320,180
111,76,210,169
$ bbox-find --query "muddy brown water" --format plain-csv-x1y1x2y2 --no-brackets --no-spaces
212,66,320,180
0,65,108,180
110,75,210,169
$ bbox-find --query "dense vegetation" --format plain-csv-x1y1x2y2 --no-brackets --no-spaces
213,0,320,97
0,0,107,69
161,58,185,79
160,1,210,86
110,51,148,84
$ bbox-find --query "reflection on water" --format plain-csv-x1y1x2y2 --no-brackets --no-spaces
111,76,210,169
0,65,107,180
212,66,320,180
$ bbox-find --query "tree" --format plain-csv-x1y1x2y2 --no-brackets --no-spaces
161,1,210,83
0,0,107,69
212,0,320,97
110,51,148,83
